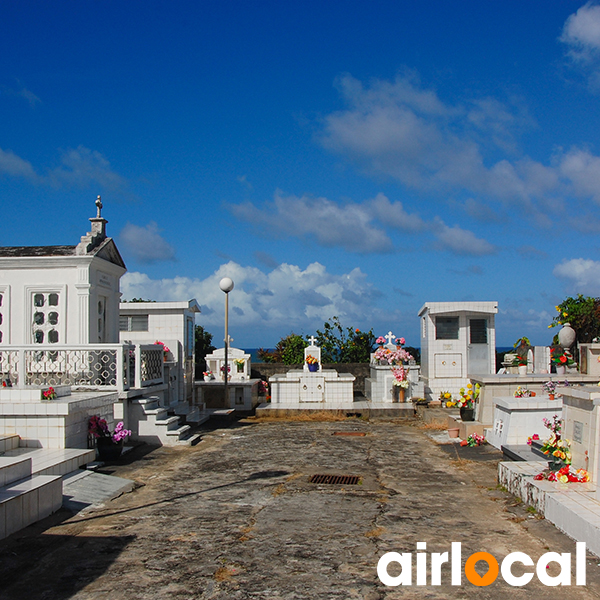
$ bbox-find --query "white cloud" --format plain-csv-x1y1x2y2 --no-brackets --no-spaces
0,148,37,179
554,258,600,294
48,146,127,191
431,218,496,256
229,190,394,253
320,74,584,209
558,147,600,203
119,222,176,263
369,193,426,231
561,2,600,62
121,261,382,336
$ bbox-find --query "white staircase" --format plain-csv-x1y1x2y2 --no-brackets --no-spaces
0,434,63,540
132,397,202,446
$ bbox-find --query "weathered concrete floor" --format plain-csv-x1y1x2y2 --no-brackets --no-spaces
1,419,600,599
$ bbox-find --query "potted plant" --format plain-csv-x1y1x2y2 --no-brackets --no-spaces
542,380,557,400
41,386,57,400
306,354,319,372
457,383,480,421
391,366,409,402
89,415,132,461
234,358,245,373
203,370,215,381
512,354,528,375
154,340,171,362
550,347,576,375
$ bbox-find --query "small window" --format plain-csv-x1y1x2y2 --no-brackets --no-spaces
470,319,487,344
49,312,58,325
34,330,44,343
48,329,59,343
34,312,45,325
436,317,459,340
49,293,59,306
34,294,45,307
119,316,129,331
131,315,149,332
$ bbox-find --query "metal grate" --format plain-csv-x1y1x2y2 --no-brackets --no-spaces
308,474,360,485
333,432,366,437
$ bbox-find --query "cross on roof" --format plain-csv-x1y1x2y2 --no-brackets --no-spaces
384,331,396,345
308,335,318,346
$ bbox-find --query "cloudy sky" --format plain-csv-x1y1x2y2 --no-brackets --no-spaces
2,1,600,347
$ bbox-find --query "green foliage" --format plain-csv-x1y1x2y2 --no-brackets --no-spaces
549,294,600,343
195,325,216,377
314,317,375,363
123,297,156,302
258,333,307,364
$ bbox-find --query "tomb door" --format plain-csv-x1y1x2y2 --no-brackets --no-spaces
468,318,490,374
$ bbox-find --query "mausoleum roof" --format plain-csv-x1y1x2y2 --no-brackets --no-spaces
0,245,77,257
418,301,498,316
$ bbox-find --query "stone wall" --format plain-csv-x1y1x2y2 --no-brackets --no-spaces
251,363,371,395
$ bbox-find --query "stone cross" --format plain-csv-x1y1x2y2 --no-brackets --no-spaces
95,195,103,218
384,331,396,345
308,336,317,346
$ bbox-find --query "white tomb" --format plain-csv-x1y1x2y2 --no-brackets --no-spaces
364,331,422,402
197,346,259,411
419,301,497,402
204,346,251,381
486,395,562,450
269,337,355,406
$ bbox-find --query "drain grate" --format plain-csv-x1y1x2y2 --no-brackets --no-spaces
308,474,360,485
333,431,366,437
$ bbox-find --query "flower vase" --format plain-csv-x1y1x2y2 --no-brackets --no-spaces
237,364,244,373
558,323,576,349
307,363,318,372
548,457,564,471
548,393,555,400
518,365,527,375
96,438,123,461
556,365,566,375
460,407,475,422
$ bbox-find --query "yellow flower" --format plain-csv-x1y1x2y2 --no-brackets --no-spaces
467,383,472,389
563,312,568,318
553,450,561,457
558,474,569,483
556,306,560,311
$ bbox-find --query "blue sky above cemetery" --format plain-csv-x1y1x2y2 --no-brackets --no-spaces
3,1,600,347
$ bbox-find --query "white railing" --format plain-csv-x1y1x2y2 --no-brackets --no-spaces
0,344,164,391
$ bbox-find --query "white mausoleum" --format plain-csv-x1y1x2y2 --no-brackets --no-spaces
419,301,498,401
0,196,125,347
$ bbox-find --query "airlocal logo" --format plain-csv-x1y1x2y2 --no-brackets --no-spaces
377,542,586,587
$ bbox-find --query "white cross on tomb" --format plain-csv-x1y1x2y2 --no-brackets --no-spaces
308,335,318,346
384,331,396,345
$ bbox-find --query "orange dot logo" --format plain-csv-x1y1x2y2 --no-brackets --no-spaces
464,552,499,586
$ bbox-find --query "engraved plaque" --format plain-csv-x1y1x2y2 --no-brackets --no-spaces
573,421,584,444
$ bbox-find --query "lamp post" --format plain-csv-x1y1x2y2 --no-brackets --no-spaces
219,277,234,406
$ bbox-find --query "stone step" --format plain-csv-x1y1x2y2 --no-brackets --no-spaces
0,474,62,540
0,456,32,487
165,424,191,438
155,416,181,431
176,433,202,447
0,433,20,454
3,448,96,478
144,407,169,420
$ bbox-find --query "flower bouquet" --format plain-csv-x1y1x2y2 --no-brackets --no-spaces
534,465,590,483
513,386,535,398
540,414,571,467
439,391,455,408
306,354,319,372
41,386,57,400
203,370,215,381
467,433,485,447
457,383,480,421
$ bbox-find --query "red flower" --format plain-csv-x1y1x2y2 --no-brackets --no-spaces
560,356,567,363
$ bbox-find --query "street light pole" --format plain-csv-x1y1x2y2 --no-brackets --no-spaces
219,277,234,406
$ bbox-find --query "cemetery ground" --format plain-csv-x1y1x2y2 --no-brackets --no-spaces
2,417,600,600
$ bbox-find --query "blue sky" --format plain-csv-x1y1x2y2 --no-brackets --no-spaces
2,1,600,348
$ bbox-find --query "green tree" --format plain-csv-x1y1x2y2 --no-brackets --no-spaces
314,317,375,363
549,295,600,343
195,325,216,377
